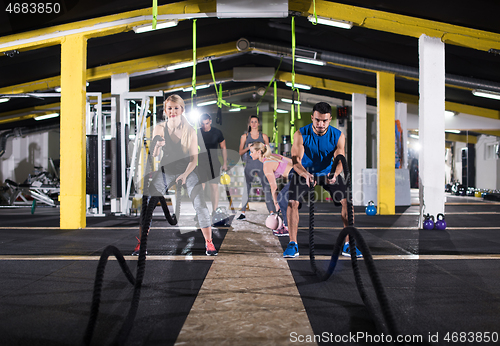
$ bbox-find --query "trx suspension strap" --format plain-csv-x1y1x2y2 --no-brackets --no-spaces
311,0,318,25
290,17,302,143
191,19,197,104
152,0,157,29
273,80,278,149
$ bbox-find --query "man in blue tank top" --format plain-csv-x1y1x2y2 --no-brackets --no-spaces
283,102,362,258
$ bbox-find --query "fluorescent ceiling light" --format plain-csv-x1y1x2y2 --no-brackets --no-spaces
0,97,10,103
133,20,178,34
472,89,500,101
307,15,353,29
285,82,311,90
445,130,461,134
276,109,288,113
197,100,217,107
296,57,326,66
166,61,194,71
281,98,301,105
183,84,210,92
445,110,457,116
229,108,241,112
35,113,59,121
408,134,419,140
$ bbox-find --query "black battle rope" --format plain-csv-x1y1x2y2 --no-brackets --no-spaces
307,154,400,339
84,140,185,345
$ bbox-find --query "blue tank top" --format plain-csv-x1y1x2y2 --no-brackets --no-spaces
299,123,342,175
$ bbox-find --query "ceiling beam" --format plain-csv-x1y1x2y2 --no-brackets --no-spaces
3,70,499,125
0,42,239,94
445,133,478,144
0,0,217,53
290,0,500,52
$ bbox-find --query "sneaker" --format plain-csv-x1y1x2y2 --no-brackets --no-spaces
205,240,218,256
132,237,147,256
273,225,289,237
283,241,299,258
237,213,246,220
342,242,363,258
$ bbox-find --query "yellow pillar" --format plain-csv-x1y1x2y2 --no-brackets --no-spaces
60,34,87,229
377,72,396,215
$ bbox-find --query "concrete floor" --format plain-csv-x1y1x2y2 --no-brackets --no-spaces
0,192,499,345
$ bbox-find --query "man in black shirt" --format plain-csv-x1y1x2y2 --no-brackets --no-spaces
198,113,228,214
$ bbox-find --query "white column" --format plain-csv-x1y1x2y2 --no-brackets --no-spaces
351,93,367,206
110,73,129,213
395,102,408,169
418,34,445,227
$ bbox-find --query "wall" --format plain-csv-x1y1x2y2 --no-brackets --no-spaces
0,131,58,183
475,135,499,190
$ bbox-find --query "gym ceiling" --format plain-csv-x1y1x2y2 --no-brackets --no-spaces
1,0,500,137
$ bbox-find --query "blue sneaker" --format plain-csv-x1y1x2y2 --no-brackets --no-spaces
283,241,299,258
342,242,363,258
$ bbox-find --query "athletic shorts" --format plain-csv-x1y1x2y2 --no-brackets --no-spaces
287,170,348,208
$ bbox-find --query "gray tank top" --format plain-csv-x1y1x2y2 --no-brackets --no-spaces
243,132,265,163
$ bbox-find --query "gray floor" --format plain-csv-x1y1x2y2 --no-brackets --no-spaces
0,193,499,345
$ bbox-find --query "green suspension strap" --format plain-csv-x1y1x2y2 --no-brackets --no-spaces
273,81,278,149
312,0,318,25
208,59,247,111
290,17,299,144
152,0,157,29
191,19,197,100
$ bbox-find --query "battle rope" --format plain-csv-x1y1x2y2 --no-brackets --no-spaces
307,154,400,338
83,138,184,345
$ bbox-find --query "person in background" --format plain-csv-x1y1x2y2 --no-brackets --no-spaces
198,113,228,219
237,115,274,220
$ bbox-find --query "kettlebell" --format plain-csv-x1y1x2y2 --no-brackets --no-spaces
265,212,283,230
423,213,435,230
365,201,376,216
435,213,447,230
220,171,231,185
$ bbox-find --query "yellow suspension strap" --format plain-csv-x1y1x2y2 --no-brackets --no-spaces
152,0,157,29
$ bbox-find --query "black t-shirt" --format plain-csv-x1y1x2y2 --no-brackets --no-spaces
201,127,224,151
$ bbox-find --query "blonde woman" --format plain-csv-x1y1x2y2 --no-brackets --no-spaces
133,94,217,256
249,142,293,236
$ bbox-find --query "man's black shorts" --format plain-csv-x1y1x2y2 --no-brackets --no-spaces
287,170,348,207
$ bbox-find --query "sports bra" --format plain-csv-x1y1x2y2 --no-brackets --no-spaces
264,155,288,179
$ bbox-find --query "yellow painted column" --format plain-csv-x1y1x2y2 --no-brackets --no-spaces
60,34,87,229
377,72,396,215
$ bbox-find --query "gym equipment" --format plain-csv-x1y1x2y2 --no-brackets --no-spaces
2,169,59,208
265,211,283,230
435,213,447,230
220,172,231,185
423,214,435,230
307,154,399,339
365,200,376,215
